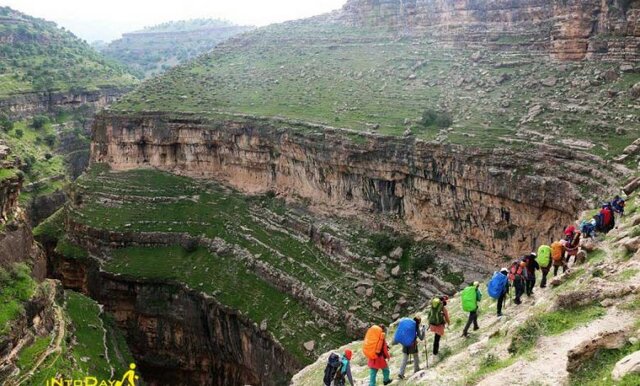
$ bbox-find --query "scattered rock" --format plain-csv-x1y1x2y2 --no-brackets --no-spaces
376,266,389,281
520,104,543,124
391,265,401,277
603,69,619,82
408,74,417,80
623,177,640,195
303,340,315,352
260,319,268,331
403,128,413,137
389,247,404,260
612,350,640,381
471,51,482,62
567,329,630,372
541,76,558,87
622,237,640,253
500,100,510,108
355,286,366,296
621,64,636,73
366,287,374,297
575,250,587,265
373,301,382,310
631,82,640,100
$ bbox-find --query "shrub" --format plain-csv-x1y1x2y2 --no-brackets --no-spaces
181,238,199,253
412,253,435,271
421,108,453,128
0,114,13,132
44,133,56,147
14,129,23,138
44,153,53,161
31,115,49,129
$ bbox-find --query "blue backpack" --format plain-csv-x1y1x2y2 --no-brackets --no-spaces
393,318,416,347
487,272,507,299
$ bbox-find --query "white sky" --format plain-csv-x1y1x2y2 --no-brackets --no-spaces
1,0,347,42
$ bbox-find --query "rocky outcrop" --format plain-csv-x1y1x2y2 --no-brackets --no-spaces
49,252,300,386
340,0,640,61
0,87,132,120
91,112,620,258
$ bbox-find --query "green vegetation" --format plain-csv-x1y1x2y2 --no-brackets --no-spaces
0,263,36,334
110,21,639,155
508,304,606,354
54,238,88,259
101,19,253,78
0,7,135,97
16,335,51,370
464,354,516,385
569,341,640,386
33,207,65,241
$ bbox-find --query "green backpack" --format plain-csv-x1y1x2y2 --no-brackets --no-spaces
461,286,478,312
536,245,551,267
428,298,445,325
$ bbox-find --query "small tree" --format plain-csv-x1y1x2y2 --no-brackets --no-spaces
31,115,49,129
14,129,23,138
0,114,13,132
44,133,56,147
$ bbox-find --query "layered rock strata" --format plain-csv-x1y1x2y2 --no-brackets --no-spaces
91,113,620,258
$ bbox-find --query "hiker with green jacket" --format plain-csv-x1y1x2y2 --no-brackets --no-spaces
461,282,482,338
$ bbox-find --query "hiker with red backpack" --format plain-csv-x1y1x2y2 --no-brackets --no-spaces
600,204,614,233
461,282,482,338
363,324,392,386
395,316,426,379
428,296,450,356
565,231,581,265
509,260,526,304
488,268,509,317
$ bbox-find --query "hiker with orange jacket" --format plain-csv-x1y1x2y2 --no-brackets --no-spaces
364,324,392,386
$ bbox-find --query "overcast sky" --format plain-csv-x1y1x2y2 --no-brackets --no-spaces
1,0,347,42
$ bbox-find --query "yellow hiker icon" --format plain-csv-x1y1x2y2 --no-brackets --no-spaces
115,363,139,386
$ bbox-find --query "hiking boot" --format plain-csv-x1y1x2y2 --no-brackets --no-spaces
462,332,469,338
384,379,393,385
473,326,479,331
398,374,405,380
497,313,503,317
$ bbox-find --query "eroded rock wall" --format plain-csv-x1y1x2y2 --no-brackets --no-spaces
48,253,299,386
340,0,640,61
91,113,620,258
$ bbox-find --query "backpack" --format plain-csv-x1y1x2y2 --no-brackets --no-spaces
461,286,478,312
428,298,445,325
333,357,347,386
508,261,523,281
362,325,384,360
323,353,341,386
487,272,507,299
393,318,417,347
536,245,551,268
551,241,564,262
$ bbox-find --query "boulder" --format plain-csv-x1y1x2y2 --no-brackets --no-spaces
623,177,640,195
603,69,619,82
366,287,374,297
567,329,629,372
575,250,587,265
541,76,558,87
621,64,637,73
303,340,315,351
260,319,268,331
376,266,389,281
612,350,640,380
373,301,382,310
389,246,404,260
622,237,640,253
355,286,367,296
391,265,401,277
631,82,640,100
581,239,597,252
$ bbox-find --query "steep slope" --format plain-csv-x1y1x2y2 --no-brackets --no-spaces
101,19,254,78
0,7,137,118
293,186,640,385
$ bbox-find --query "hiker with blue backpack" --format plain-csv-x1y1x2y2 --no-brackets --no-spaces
395,316,426,379
461,282,482,338
488,268,509,317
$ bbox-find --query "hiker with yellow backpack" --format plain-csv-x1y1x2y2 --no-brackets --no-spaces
536,244,552,288
363,324,392,386
461,282,482,338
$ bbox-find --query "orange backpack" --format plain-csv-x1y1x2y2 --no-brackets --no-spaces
362,325,384,360
551,241,564,262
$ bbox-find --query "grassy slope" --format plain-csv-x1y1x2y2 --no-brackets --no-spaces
112,20,640,157
0,7,135,97
0,263,36,335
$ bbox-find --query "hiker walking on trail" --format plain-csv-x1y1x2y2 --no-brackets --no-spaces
428,296,450,356
488,268,509,317
600,204,614,233
335,349,355,386
363,324,392,386
565,231,581,265
509,261,526,304
536,245,552,288
612,195,625,217
551,240,567,276
397,316,426,379
523,253,539,296
461,282,482,338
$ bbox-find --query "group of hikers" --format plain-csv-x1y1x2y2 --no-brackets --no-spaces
323,195,625,385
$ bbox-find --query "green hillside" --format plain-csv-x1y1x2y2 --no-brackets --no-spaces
113,19,640,158
0,7,135,97
101,19,254,79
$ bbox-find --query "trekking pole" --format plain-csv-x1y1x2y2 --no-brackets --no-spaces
425,333,428,369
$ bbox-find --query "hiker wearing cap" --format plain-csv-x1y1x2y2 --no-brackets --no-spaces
367,324,392,386
334,349,355,386
461,282,482,338
523,253,539,296
428,296,451,355
397,316,426,379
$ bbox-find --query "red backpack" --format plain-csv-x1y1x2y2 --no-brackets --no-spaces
508,261,523,282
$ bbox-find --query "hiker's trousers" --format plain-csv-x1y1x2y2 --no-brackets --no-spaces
398,352,420,376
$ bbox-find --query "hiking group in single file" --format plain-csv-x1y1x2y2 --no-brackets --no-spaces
323,196,625,385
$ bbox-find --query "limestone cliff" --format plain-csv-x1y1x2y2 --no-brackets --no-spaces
91,113,621,259
340,0,640,61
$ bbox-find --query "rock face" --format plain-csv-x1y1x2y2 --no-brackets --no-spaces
340,0,640,61
92,113,619,258
0,87,131,120
49,253,299,386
